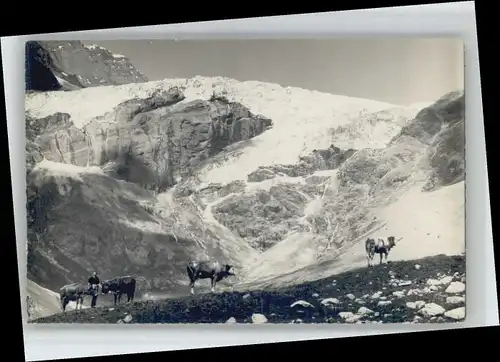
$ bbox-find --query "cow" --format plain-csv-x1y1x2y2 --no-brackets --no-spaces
59,282,93,312
186,260,235,295
101,276,137,305
365,236,397,267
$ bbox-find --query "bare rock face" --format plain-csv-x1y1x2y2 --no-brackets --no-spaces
28,87,273,192
247,145,356,182
212,184,310,249
389,90,465,191
25,41,148,92
392,91,464,145
207,145,355,250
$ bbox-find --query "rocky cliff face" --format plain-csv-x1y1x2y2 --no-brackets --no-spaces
25,41,148,92
26,88,272,192
25,74,465,301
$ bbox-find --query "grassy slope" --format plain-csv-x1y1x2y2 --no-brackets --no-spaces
32,254,465,324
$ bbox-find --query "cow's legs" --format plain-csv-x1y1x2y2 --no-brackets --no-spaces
75,297,80,312
368,251,375,267
210,277,216,293
61,297,68,312
117,293,122,304
189,280,195,295
379,252,383,265
113,293,118,305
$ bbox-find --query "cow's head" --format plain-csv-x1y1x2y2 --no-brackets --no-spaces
388,236,396,248
101,281,110,294
224,264,235,276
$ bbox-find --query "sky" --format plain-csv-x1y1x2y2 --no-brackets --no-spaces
91,38,464,106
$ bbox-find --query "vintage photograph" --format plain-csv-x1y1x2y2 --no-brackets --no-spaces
24,38,465,324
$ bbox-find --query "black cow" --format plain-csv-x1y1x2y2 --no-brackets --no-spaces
186,260,235,295
365,236,397,267
101,276,137,305
59,282,93,312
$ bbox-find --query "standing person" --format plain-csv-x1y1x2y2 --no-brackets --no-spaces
88,272,100,308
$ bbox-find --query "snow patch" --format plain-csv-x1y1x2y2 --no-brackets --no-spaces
84,44,100,51
33,159,104,181
373,181,465,261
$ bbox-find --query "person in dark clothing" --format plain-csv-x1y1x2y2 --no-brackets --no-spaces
87,272,100,308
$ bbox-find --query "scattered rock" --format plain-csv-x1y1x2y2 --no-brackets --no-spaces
378,301,392,307
339,312,362,324
123,314,133,323
407,289,421,296
415,264,422,270
117,319,124,324
371,291,382,299
445,282,466,294
355,298,365,304
444,307,465,321
339,312,354,319
438,276,453,285
426,278,441,286
346,293,356,300
406,301,426,310
418,303,446,317
358,307,374,315
392,291,405,298
251,313,268,324
108,308,115,312
446,296,465,305
312,293,320,298
242,294,251,299
226,317,237,324
290,300,314,308
320,298,340,306
398,281,412,287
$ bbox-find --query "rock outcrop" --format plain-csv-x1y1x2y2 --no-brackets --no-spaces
25,41,148,92
390,90,465,191
26,87,273,192
205,145,355,250
247,145,356,182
